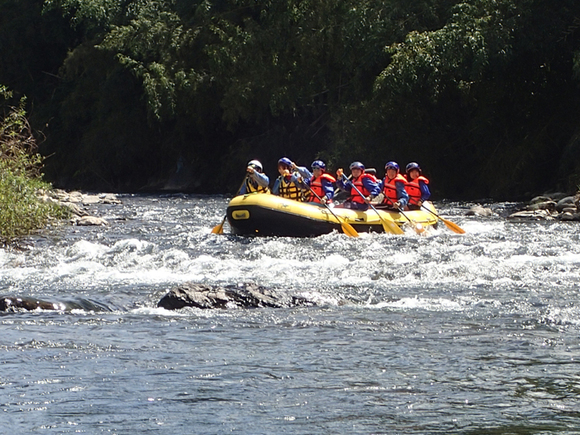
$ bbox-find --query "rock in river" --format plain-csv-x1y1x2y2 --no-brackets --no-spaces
158,282,316,310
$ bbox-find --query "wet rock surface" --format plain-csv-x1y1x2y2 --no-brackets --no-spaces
0,295,68,312
158,282,317,310
507,191,580,221
39,189,121,226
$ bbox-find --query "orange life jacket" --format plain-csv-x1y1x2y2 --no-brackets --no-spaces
309,173,336,202
350,174,374,204
382,174,407,204
405,175,429,205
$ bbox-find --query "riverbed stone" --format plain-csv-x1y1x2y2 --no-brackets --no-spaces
158,282,316,310
75,216,109,226
556,196,576,212
526,201,556,211
507,209,555,220
0,296,66,312
466,205,493,216
530,195,552,204
559,212,580,221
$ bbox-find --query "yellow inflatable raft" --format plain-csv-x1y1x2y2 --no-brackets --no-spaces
226,194,438,237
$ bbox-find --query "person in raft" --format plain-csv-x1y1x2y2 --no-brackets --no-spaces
272,157,312,201
335,161,381,211
379,161,409,210
239,160,270,194
306,160,336,205
404,162,430,210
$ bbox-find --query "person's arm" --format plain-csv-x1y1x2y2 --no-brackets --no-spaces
295,166,312,180
322,179,335,201
363,177,381,198
272,177,281,195
419,180,431,201
395,180,409,207
250,171,269,188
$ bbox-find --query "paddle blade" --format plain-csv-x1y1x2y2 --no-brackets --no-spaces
211,216,226,234
382,219,404,235
442,218,465,234
340,222,359,238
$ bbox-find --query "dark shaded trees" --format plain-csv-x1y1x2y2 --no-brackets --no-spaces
1,0,580,198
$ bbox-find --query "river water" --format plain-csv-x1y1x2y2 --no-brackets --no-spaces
1,194,580,434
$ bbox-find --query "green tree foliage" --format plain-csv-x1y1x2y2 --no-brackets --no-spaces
1,0,580,197
351,0,580,197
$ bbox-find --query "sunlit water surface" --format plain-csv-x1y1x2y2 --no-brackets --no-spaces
1,195,580,434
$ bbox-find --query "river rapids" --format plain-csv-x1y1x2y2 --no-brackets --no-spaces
1,194,579,434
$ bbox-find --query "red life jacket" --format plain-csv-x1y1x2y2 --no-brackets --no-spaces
405,175,429,205
350,174,374,204
382,174,407,204
309,173,336,203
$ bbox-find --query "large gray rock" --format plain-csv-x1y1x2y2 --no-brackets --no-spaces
158,282,316,310
556,196,577,212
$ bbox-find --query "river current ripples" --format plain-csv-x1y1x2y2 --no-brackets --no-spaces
1,194,580,434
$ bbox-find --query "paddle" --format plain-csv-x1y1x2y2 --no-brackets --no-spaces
383,197,425,235
341,174,404,235
421,203,465,234
397,206,426,234
305,184,359,237
211,176,247,234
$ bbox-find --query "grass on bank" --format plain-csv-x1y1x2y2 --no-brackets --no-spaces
1,85,70,245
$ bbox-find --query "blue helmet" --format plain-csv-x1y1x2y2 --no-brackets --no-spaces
349,161,365,170
405,162,421,174
278,157,292,168
311,160,326,170
385,161,399,171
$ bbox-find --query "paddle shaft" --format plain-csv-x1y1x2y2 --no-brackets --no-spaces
212,176,248,234
420,203,465,234
341,174,403,235
382,195,424,234
305,183,358,237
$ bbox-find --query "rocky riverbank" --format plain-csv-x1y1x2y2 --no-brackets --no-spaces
506,191,580,221
39,189,121,226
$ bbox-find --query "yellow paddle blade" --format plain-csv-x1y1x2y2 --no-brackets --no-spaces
340,221,359,238
442,218,465,234
211,216,226,234
382,219,404,235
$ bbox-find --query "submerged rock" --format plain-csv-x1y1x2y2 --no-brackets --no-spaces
0,296,67,312
158,282,317,310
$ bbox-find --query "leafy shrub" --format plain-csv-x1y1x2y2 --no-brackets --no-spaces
0,85,70,245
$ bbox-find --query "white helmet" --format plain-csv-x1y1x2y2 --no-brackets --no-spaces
247,160,263,171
